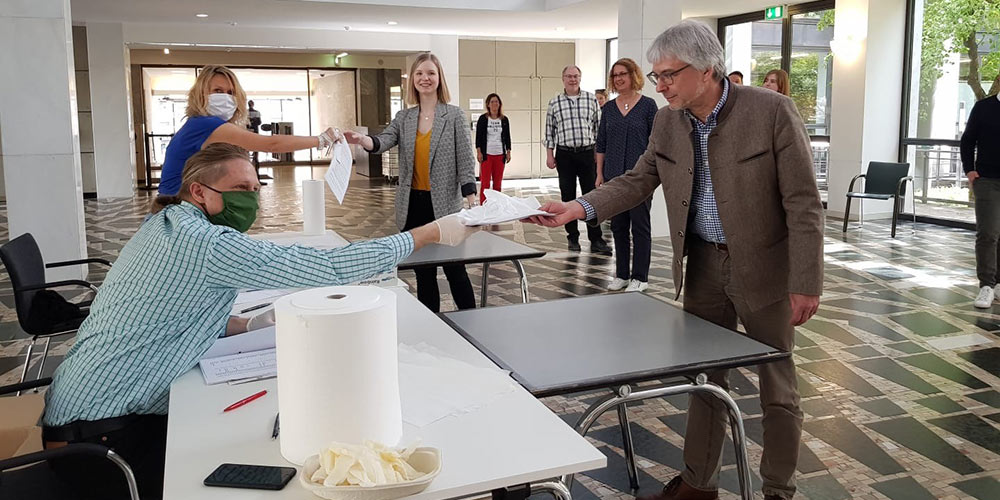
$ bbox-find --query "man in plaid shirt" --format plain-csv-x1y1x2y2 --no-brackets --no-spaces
545,65,611,254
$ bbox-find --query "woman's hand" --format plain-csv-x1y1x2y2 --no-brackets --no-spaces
477,151,483,163
343,130,373,150
505,151,511,164
464,194,478,209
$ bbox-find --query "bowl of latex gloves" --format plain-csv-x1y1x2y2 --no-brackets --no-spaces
300,441,441,500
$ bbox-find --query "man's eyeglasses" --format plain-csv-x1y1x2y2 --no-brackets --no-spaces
646,64,691,86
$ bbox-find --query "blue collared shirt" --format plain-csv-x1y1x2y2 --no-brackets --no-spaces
44,202,413,425
685,78,730,244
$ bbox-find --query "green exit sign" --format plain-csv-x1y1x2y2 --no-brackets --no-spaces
765,5,785,20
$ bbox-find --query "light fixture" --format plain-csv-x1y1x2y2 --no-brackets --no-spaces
555,26,565,31
163,48,170,54
387,21,398,25
336,52,349,58
195,13,208,18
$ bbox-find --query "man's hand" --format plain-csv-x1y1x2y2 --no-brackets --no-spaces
525,201,586,227
968,171,980,186
546,154,557,170
789,293,819,326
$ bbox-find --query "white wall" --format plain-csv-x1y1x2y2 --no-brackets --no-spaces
0,0,88,279
575,38,606,94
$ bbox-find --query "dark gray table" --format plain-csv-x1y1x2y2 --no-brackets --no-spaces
399,231,545,307
441,292,789,500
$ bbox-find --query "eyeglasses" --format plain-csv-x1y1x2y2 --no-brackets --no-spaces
611,72,630,79
646,64,691,86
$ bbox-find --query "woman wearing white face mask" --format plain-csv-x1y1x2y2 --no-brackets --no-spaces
157,65,341,197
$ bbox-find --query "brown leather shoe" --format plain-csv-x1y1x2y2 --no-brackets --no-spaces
638,476,719,500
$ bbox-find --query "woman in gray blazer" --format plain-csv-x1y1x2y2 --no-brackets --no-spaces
346,53,478,312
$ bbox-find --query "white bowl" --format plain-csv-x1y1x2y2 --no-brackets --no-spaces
299,448,442,500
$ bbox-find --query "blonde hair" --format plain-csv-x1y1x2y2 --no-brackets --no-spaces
185,65,248,125
763,69,790,96
607,58,645,92
406,53,451,105
152,143,250,213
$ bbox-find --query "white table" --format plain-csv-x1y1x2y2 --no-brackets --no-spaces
164,288,605,500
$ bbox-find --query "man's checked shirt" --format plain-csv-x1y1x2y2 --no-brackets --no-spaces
44,201,413,426
545,90,601,149
685,78,730,244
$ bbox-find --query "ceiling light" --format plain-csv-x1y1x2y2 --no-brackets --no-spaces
163,48,170,54
195,13,208,18
387,21,398,25
336,52,349,58
555,26,566,31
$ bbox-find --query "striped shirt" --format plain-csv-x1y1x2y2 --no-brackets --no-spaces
685,78,730,244
44,202,413,426
545,90,601,149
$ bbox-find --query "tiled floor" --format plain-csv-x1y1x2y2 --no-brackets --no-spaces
2,167,1000,499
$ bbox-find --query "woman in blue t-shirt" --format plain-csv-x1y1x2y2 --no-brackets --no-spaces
157,65,340,196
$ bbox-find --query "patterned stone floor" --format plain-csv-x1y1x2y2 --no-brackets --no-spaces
2,166,1000,499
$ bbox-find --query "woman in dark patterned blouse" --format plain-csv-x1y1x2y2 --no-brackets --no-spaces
595,57,659,292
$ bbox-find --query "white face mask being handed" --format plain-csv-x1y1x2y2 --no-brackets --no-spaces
207,93,237,121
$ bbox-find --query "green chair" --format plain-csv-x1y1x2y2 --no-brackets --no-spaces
842,161,914,238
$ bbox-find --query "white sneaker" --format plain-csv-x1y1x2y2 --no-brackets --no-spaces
974,285,995,309
625,279,649,292
994,284,1000,302
608,277,629,291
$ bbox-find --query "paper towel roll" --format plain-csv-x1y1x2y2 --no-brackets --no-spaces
275,286,401,465
302,179,325,235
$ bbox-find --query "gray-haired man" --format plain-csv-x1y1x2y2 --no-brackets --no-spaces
528,21,823,500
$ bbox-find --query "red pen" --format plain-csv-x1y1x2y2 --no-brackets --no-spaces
223,390,267,412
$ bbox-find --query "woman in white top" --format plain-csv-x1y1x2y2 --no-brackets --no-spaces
474,93,511,204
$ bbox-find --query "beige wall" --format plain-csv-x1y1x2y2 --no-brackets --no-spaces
458,39,575,180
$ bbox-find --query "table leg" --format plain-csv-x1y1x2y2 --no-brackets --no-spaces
617,401,639,490
530,481,572,500
480,262,490,308
560,375,753,500
511,259,529,303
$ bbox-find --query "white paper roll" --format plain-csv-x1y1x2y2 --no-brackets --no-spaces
302,179,325,235
275,286,401,465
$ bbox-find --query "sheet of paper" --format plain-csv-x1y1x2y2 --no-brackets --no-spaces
456,189,551,226
201,326,277,360
325,140,353,204
199,348,277,385
232,288,299,307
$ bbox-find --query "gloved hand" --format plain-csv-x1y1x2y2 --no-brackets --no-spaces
433,214,481,246
246,308,276,331
316,127,342,155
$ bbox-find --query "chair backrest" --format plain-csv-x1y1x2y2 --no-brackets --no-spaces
864,161,911,196
0,234,46,332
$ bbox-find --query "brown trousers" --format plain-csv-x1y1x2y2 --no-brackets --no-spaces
679,237,802,499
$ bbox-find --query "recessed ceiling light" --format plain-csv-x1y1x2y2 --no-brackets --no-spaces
555,26,566,31
163,48,170,54
195,13,208,18
387,21,398,25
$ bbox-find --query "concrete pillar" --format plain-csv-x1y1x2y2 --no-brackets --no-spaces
0,0,88,280
827,0,908,219
87,22,137,199
616,0,684,237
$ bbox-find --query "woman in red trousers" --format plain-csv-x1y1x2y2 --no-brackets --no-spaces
475,93,511,204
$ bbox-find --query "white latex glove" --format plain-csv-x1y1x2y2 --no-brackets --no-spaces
246,308,276,331
434,214,481,246
316,127,341,154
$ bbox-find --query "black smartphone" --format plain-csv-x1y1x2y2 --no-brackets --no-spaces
204,463,296,490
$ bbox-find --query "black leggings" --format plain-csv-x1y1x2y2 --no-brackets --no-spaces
403,190,476,312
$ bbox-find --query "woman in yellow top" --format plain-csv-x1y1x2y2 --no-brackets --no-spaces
345,53,478,313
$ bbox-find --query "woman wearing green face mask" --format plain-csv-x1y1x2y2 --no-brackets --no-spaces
41,144,479,500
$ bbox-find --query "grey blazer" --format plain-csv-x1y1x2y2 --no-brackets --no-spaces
368,103,477,230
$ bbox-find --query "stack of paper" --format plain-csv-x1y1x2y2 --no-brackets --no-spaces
199,348,276,385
